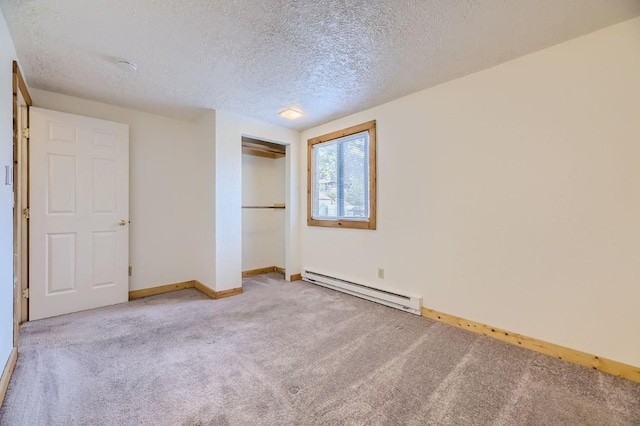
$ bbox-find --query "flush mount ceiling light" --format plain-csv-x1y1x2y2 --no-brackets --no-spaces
279,108,304,120
116,59,137,72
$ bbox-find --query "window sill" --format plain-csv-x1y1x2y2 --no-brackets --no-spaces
307,218,376,230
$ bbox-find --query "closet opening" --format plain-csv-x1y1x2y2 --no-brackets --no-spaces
241,136,287,279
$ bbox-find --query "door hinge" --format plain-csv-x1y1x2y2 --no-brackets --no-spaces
22,208,29,219
128,266,132,277
22,288,29,299
22,128,29,139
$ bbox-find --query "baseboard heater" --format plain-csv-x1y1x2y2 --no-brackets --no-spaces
302,270,422,315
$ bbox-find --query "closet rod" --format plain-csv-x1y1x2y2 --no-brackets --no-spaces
242,205,286,209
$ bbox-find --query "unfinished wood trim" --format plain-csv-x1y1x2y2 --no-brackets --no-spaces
214,287,243,299
308,120,376,145
242,266,286,277
368,122,377,230
130,280,244,301
194,281,243,299
242,266,276,278
12,61,32,341
129,281,196,300
0,347,18,408
307,135,312,228
421,307,640,383
307,218,375,229
290,273,302,281
307,120,377,230
12,61,32,106
194,281,216,299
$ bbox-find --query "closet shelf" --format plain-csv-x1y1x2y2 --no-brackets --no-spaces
242,136,286,159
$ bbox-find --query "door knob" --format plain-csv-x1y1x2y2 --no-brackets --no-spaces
118,219,127,226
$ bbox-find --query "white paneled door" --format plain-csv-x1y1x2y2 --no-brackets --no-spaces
29,108,129,320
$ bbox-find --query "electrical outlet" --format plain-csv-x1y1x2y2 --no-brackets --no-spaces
378,268,384,279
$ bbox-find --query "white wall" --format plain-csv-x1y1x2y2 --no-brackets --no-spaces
0,9,18,370
212,110,300,290
300,17,640,367
193,110,216,289
32,89,200,291
242,154,286,271
25,94,300,295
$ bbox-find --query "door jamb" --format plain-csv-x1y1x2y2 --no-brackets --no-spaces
12,60,32,345
240,134,297,281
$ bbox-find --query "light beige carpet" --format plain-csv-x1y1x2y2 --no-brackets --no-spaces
1,272,639,425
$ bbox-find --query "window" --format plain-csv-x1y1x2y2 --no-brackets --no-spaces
307,120,376,230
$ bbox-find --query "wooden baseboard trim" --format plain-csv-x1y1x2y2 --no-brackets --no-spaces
421,307,640,383
242,266,287,278
242,266,302,282
0,348,18,407
194,281,243,300
129,281,196,300
214,287,244,299
242,267,277,277
194,281,216,299
129,280,243,301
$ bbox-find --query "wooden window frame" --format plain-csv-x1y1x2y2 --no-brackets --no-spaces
307,120,376,230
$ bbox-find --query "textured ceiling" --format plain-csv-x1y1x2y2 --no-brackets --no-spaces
2,1,639,130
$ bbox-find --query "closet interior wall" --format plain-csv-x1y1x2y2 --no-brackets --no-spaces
242,153,286,273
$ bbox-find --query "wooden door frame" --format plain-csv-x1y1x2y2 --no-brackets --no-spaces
12,60,32,345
